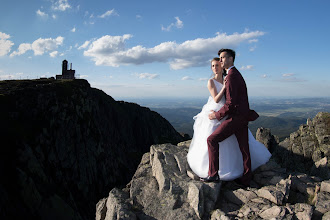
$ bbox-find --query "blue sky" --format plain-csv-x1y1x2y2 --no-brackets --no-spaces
1,0,330,100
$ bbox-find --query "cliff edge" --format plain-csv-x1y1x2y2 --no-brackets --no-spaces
0,79,185,219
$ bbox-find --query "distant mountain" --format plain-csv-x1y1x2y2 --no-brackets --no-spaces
0,79,184,219
152,107,307,141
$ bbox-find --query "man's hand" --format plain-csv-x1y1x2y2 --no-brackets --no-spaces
209,110,217,120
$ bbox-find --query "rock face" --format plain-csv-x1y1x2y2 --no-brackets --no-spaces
99,142,329,219
0,79,185,219
259,112,330,180
96,142,222,220
99,113,330,219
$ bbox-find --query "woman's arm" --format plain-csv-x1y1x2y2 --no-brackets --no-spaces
207,79,226,103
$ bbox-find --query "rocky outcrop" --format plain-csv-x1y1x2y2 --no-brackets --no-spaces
0,79,184,219
99,112,330,219
257,112,330,180
99,141,329,219
96,142,222,220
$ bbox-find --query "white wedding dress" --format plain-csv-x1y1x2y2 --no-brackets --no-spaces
187,79,271,180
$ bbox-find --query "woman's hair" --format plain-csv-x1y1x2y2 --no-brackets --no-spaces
211,57,220,64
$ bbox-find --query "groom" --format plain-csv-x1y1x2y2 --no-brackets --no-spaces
200,48,259,186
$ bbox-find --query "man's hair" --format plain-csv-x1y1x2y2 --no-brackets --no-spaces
218,48,236,62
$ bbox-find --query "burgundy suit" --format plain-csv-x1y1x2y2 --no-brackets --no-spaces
207,67,258,184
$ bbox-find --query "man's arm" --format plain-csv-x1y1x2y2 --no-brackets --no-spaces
214,73,239,120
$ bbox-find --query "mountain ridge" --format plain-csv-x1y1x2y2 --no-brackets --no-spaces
0,79,185,219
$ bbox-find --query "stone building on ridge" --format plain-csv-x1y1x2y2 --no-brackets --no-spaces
56,60,75,79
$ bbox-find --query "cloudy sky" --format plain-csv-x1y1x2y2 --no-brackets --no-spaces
1,0,330,99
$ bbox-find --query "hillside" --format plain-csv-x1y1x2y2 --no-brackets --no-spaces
0,79,185,219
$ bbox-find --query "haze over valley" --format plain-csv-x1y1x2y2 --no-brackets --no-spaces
125,97,330,141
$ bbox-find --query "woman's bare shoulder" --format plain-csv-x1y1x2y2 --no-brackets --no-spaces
207,78,215,87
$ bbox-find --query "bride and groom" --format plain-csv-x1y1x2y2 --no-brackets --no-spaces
187,48,271,187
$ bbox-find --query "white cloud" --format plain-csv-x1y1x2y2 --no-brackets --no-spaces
0,32,14,56
137,73,159,79
83,30,265,70
10,43,32,57
99,9,118,18
249,45,257,51
282,73,295,77
71,27,76,32
32,36,64,55
52,0,71,11
241,65,254,70
175,17,183,28
10,36,64,56
162,16,184,31
280,73,305,82
261,74,268,78
52,14,57,19
136,15,142,19
248,39,258,43
83,34,132,66
78,40,90,49
198,78,209,81
49,51,58,57
36,9,48,18
182,76,193,80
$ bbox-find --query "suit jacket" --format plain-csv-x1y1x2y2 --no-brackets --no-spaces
215,67,259,122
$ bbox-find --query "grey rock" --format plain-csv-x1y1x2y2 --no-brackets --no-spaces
257,176,291,205
100,143,221,220
256,127,278,152
96,198,107,220
311,157,330,180
320,180,330,193
274,112,330,178
322,211,330,220
238,197,272,219
291,174,317,197
188,182,204,218
105,188,136,220
210,209,230,220
224,188,257,205
314,191,330,217
257,185,286,205
293,203,313,220
258,205,286,219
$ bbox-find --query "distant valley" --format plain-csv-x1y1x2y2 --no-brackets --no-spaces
126,97,330,141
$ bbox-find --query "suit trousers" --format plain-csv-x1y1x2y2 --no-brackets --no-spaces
207,117,252,184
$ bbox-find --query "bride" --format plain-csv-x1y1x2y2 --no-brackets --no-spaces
187,57,271,181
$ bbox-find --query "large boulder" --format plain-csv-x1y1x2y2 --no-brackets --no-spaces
97,142,222,220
